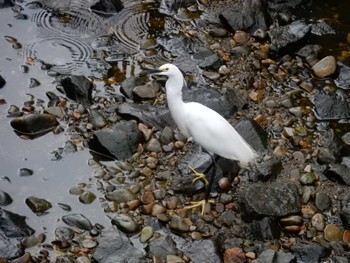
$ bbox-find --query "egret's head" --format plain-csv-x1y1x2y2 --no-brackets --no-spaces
149,63,180,77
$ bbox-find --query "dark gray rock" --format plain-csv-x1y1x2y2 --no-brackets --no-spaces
310,19,336,36
313,91,350,120
159,0,195,15
0,75,5,89
111,214,139,234
120,76,147,99
93,227,145,263
201,0,268,33
29,78,40,88
325,164,350,185
340,200,350,228
239,183,301,222
182,239,221,263
0,209,35,238
268,20,311,57
148,233,177,260
290,243,330,263
0,0,14,8
25,196,52,214
315,192,331,211
248,217,281,241
255,158,282,181
159,126,174,144
335,61,350,90
90,0,124,16
252,249,296,263
0,232,23,260
54,226,75,241
88,120,144,160
58,75,93,108
62,213,93,231
198,54,223,71
0,191,13,206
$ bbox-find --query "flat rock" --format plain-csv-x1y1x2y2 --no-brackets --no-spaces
252,249,295,263
182,239,221,263
148,233,177,260
239,183,301,221
291,243,330,263
313,91,350,120
0,209,35,238
335,61,350,89
0,232,23,260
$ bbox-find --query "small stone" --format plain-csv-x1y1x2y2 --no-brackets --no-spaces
246,252,256,260
223,247,246,263
133,83,157,99
342,132,350,145
218,65,230,75
151,204,166,216
174,140,184,149
191,231,202,240
159,126,174,144
146,138,162,152
29,78,40,88
233,30,250,44
78,191,96,204
312,55,337,78
141,191,155,204
140,226,153,243
299,172,317,185
202,71,220,80
280,215,303,226
311,213,325,231
111,214,139,234
25,196,52,214
343,230,350,244
18,168,33,176
166,255,185,263
218,177,231,191
315,192,331,211
169,215,190,233
324,224,343,242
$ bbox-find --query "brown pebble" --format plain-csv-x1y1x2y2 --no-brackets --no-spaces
223,247,246,263
218,177,231,191
343,230,350,244
141,191,155,204
191,231,202,240
283,225,302,233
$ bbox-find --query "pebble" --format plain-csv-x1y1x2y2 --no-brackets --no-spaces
343,230,350,244
169,215,190,233
159,126,174,144
324,224,343,242
76,256,91,263
82,239,97,249
146,138,162,152
29,78,40,88
202,71,220,80
111,214,139,234
233,30,250,44
151,204,166,216
311,55,337,78
311,213,325,231
18,168,33,176
280,215,303,226
140,226,153,243
223,247,246,263
133,83,157,99
191,231,202,240
299,172,317,185
166,255,185,263
315,192,331,211
218,177,231,191
141,191,155,204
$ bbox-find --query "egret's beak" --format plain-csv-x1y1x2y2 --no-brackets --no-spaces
147,68,162,75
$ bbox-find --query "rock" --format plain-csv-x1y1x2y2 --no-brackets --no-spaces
89,109,108,129
146,138,162,152
268,20,310,57
58,75,93,108
111,214,139,234
198,54,223,71
255,158,282,181
0,232,24,260
223,247,246,263
133,83,158,100
291,243,330,263
159,126,174,144
248,217,281,241
311,56,337,78
335,61,350,89
0,190,13,206
88,120,144,160
340,200,350,228
239,183,301,221
90,0,124,16
313,91,350,120
78,191,96,204
324,224,343,242
93,227,144,263
0,0,14,8
28,78,40,88
315,192,331,211
54,226,75,241
252,249,295,263
0,75,5,89
325,164,350,185
140,226,153,243
62,214,93,231
182,239,221,263
105,189,137,203
311,213,325,231
148,233,177,260
299,172,317,185
25,196,52,214
0,209,35,238
169,215,190,233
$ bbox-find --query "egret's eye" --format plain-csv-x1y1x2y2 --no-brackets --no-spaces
164,68,169,71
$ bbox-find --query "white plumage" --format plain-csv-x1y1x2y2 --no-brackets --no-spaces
152,63,258,167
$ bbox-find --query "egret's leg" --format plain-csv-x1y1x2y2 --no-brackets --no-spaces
188,166,209,186
185,155,217,215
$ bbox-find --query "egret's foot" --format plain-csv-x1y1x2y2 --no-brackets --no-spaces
184,200,215,216
188,166,208,186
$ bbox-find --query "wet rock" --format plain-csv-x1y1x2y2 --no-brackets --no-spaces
19,168,34,177
340,200,350,228
105,188,137,202
140,226,153,243
21,233,45,248
223,247,246,263
313,91,350,120
252,249,295,263
268,20,310,57
296,44,323,59
25,196,52,214
0,75,5,89
62,214,93,231
58,75,93,108
182,239,221,263
325,164,350,185
93,227,144,263
0,232,23,260
54,226,75,241
88,120,144,160
0,209,35,237
146,138,162,152
310,19,336,36
255,158,282,181
198,53,223,71
90,0,124,16
28,78,40,88
44,106,66,119
0,0,14,8
239,183,301,221
10,113,59,137
159,126,174,144
291,243,330,263
311,56,337,78
248,217,281,241
311,213,325,231
148,233,177,260
315,192,331,211
89,109,108,129
335,61,350,89
299,172,317,185
169,215,190,233
111,214,139,234
78,191,96,204
0,190,12,206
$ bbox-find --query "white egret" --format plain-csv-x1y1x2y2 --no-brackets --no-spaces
150,63,258,215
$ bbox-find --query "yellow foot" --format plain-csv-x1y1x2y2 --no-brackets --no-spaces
188,166,208,186
184,200,215,216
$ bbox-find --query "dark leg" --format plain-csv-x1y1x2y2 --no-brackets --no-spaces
205,154,217,202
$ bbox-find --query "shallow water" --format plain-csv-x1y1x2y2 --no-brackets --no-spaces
0,0,350,258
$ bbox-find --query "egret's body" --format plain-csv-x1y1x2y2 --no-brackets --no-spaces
150,63,258,214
